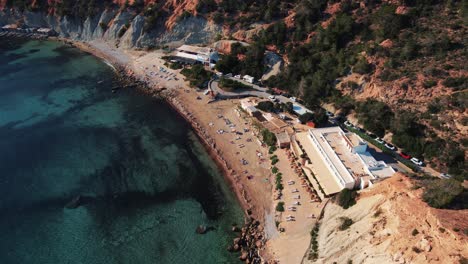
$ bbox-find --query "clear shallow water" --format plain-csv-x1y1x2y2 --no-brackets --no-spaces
0,38,243,264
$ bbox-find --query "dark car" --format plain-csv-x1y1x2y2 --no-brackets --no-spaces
399,152,411,159
384,143,396,151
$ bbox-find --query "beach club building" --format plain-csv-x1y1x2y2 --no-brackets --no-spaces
175,45,219,67
292,126,395,199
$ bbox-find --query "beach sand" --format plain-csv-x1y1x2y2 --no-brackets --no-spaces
69,39,323,263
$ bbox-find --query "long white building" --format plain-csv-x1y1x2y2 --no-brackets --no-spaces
292,126,395,197
175,45,219,67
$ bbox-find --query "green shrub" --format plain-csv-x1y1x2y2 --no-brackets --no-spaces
276,201,285,212
356,99,394,137
422,179,463,208
353,56,372,74
373,208,383,218
99,22,108,31
338,217,354,231
219,77,251,91
298,112,314,124
423,79,437,88
272,166,279,174
269,146,277,154
271,158,279,165
257,101,275,112
276,182,283,190
412,246,421,253
335,189,357,209
180,64,212,88
262,129,277,147
443,77,467,89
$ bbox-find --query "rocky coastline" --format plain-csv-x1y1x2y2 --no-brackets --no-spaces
0,31,267,263
102,58,267,264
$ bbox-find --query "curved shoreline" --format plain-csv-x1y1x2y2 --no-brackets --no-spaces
64,39,267,263
2,34,266,262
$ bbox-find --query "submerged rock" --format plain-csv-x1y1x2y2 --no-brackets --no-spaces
196,225,207,234
65,195,82,209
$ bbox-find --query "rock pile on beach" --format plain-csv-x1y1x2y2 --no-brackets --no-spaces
228,218,264,263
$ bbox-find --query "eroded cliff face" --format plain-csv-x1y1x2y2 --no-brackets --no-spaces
305,173,468,264
0,3,220,49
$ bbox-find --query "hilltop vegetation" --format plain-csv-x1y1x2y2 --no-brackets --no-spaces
2,0,466,179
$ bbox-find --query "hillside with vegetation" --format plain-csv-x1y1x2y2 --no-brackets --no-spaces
1,0,466,180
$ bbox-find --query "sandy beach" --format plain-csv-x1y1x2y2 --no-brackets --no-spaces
66,39,323,263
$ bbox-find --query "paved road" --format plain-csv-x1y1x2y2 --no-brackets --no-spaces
210,78,440,178
209,79,290,103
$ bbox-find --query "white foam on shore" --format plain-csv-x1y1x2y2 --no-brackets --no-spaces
103,59,117,72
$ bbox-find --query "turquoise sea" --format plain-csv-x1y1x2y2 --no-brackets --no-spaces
0,37,243,264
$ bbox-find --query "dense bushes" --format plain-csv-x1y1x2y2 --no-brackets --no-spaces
261,129,277,147
214,43,265,79
356,99,394,137
219,78,251,91
143,2,166,32
390,111,426,157
6,0,115,18
335,189,357,209
276,201,285,212
275,173,283,191
371,4,411,40
180,64,212,88
421,179,464,208
338,217,354,231
298,112,314,124
443,77,467,89
266,13,357,109
256,101,275,112
307,223,320,261
353,56,372,74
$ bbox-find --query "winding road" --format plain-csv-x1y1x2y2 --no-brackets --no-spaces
209,78,290,103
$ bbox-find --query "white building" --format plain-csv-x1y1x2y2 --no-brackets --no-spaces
175,45,219,67
242,75,254,84
240,98,261,117
293,126,395,197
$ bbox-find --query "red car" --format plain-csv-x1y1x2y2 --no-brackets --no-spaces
399,152,411,159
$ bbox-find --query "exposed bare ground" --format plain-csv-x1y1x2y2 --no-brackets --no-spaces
304,173,468,264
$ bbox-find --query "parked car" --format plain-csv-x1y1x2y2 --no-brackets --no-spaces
357,127,366,133
325,111,334,117
344,121,353,127
399,152,411,159
440,173,452,179
375,137,385,144
234,74,241,79
289,97,297,102
410,157,424,166
268,95,277,102
384,143,396,150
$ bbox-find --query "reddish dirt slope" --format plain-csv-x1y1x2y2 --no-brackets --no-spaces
360,173,468,263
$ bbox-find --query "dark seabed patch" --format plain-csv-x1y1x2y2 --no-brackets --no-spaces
0,37,243,264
